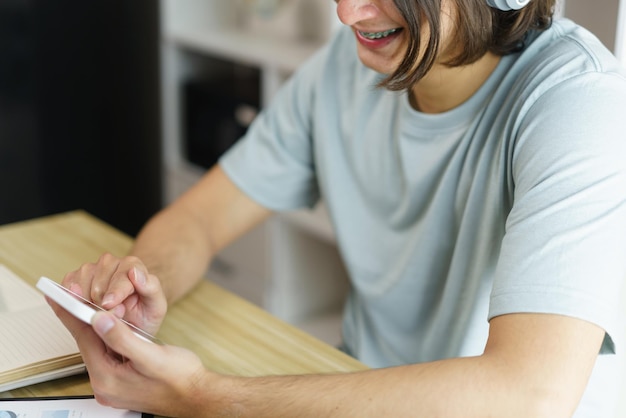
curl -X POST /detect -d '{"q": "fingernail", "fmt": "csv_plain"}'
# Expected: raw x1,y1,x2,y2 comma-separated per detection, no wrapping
102,293,115,307
93,313,115,335
134,267,146,286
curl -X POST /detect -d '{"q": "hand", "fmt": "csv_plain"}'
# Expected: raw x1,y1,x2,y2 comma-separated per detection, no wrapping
49,302,218,417
62,253,167,335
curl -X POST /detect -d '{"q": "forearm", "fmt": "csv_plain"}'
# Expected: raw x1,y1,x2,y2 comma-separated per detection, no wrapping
200,357,571,418
131,204,214,304
130,165,271,304
71,299,600,418
187,314,602,418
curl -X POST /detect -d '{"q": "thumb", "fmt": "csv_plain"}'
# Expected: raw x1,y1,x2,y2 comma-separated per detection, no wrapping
91,311,159,371
92,311,117,337
129,267,167,312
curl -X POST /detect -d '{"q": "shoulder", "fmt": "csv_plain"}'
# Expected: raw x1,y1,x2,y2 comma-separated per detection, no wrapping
522,18,625,76
508,18,626,105
493,18,626,152
485,18,626,216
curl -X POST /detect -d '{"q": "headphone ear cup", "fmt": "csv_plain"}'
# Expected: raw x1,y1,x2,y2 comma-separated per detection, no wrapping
508,0,531,9
487,0,531,10
486,0,507,9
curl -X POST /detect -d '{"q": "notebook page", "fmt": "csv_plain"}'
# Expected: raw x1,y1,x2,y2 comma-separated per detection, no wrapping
0,265,79,375
0,306,79,373
0,264,43,313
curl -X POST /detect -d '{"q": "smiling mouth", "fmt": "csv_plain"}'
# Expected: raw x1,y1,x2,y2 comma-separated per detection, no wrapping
358,28,401,40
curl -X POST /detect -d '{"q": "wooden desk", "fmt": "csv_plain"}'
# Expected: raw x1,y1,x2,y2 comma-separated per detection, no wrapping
0,211,367,399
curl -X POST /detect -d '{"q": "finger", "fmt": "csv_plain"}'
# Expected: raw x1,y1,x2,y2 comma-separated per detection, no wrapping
99,257,146,309
94,254,142,308
91,253,123,304
62,263,97,298
117,268,167,335
102,256,160,308
110,301,127,319
128,267,167,313
91,311,162,374
61,256,129,307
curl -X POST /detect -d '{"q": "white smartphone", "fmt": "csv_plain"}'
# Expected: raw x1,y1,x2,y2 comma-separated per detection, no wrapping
36,277,161,344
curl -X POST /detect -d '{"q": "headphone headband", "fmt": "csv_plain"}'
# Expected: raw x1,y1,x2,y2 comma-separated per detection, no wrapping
486,0,531,11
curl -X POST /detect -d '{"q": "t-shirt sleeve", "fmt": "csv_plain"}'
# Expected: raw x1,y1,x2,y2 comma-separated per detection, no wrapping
489,71,626,354
218,44,330,211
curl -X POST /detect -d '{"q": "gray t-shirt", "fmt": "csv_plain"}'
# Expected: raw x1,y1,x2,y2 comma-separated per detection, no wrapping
221,18,626,416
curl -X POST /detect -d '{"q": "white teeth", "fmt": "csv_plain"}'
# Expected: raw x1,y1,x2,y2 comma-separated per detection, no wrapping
359,28,399,40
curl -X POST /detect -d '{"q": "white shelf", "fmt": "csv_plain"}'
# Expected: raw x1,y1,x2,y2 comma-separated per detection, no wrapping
160,0,349,343
164,26,325,74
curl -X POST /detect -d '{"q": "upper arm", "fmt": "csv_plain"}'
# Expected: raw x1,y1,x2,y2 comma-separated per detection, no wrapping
491,72,626,355
483,74,626,416
484,313,605,417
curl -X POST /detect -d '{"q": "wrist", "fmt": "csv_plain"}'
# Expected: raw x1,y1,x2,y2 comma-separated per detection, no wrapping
184,371,246,418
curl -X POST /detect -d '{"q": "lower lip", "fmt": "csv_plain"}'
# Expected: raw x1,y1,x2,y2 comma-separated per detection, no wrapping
354,29,402,49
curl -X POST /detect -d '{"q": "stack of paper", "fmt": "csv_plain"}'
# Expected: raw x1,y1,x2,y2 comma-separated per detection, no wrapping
0,265,84,392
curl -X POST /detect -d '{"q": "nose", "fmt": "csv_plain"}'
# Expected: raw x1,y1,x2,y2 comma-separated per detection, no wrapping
335,0,381,26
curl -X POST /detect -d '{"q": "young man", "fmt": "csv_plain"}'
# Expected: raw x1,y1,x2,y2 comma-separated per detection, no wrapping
51,0,626,416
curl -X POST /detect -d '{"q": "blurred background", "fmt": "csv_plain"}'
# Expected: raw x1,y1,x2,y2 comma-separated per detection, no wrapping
0,0,161,236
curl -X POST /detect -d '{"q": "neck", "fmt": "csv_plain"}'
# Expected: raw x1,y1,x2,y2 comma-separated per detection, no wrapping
410,52,501,114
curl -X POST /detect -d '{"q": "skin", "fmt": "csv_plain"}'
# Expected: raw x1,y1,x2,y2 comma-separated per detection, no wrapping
50,1,605,417
336,0,501,113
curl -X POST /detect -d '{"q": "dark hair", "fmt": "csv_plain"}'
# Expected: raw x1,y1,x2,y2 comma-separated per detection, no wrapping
381,0,556,90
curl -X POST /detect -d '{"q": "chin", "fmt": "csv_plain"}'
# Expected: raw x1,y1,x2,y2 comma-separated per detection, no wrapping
355,46,403,76
356,52,391,74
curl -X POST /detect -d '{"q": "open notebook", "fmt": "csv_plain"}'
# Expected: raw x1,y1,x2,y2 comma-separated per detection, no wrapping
0,265,84,392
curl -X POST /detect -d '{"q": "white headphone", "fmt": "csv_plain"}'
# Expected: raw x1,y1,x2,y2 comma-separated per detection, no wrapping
486,0,531,11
